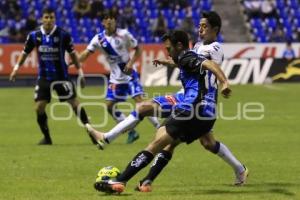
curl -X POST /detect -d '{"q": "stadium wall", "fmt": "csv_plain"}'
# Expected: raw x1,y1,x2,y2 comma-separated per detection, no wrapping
0,43,300,86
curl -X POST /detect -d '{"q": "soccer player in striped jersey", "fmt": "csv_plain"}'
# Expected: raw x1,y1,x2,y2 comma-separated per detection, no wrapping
9,7,95,145
77,10,160,144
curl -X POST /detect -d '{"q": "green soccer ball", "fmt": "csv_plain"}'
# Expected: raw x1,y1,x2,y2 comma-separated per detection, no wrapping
95,166,120,182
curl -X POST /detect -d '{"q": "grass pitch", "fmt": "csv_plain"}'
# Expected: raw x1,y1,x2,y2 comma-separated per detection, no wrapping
0,84,299,200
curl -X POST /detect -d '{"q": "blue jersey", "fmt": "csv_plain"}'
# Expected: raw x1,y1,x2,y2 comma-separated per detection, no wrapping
23,26,75,81
175,50,215,117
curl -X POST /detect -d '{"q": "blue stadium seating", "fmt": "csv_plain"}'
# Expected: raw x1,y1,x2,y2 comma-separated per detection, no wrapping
0,0,218,43
243,0,300,42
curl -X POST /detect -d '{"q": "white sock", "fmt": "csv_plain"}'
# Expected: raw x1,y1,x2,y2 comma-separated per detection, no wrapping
147,117,160,129
217,142,245,173
111,110,126,123
105,114,140,143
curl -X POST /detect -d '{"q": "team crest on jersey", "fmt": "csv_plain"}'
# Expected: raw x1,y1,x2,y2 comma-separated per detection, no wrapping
102,41,107,47
36,36,41,42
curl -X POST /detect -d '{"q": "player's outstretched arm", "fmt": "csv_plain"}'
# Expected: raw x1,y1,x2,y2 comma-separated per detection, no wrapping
69,52,85,88
9,53,28,82
152,58,177,68
202,60,231,98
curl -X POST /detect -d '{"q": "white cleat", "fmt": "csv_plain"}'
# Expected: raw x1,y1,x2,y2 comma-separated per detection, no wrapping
85,124,107,150
234,165,249,186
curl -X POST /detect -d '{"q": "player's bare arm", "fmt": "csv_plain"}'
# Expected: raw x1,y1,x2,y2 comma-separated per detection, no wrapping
123,46,142,74
9,52,28,82
69,51,86,88
152,58,177,68
202,59,231,98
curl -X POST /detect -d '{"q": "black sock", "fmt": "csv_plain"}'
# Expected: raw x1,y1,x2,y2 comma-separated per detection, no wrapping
37,113,51,140
74,107,89,124
141,150,172,183
211,141,220,154
117,150,154,182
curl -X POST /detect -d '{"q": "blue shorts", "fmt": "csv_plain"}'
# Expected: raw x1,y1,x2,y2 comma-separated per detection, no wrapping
152,92,184,118
106,79,144,102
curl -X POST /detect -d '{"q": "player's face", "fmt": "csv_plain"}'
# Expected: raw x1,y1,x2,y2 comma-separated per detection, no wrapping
42,12,56,31
164,39,180,63
199,18,217,43
103,17,116,33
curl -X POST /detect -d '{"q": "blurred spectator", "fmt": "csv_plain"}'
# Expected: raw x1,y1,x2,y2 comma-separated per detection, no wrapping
111,4,119,18
25,12,38,34
174,0,189,9
158,0,172,9
8,13,26,42
270,27,286,42
244,0,261,18
73,0,91,19
90,0,105,19
1,0,21,19
120,3,135,29
152,12,168,37
179,10,196,43
282,41,295,61
261,0,276,19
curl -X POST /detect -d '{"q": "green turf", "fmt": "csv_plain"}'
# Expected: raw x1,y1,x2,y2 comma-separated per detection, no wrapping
0,84,299,200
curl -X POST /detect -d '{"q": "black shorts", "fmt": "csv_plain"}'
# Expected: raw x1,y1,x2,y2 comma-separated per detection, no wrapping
165,109,216,144
34,78,77,102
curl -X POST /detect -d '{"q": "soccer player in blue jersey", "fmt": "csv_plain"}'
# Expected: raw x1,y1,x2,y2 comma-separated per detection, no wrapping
88,11,248,191
93,30,243,194
9,7,95,145
77,10,160,144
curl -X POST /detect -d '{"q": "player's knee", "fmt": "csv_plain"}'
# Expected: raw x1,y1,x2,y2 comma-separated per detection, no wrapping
200,138,215,152
106,102,114,113
35,104,46,114
136,103,149,117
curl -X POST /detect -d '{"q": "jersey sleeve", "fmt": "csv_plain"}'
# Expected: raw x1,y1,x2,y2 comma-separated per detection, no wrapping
209,43,224,65
23,33,35,54
63,33,75,53
178,51,207,72
124,30,138,48
87,35,101,52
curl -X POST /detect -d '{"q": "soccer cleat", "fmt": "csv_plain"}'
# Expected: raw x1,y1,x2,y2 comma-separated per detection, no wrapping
135,180,152,192
94,179,125,194
234,165,249,186
38,137,52,145
126,130,139,144
85,124,107,150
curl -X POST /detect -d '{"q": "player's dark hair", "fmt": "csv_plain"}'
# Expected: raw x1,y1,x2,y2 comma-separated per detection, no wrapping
161,30,189,49
102,9,117,20
202,11,222,34
42,7,55,15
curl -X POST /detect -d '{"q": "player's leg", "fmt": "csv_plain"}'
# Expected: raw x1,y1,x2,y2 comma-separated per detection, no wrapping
34,78,52,145
86,100,161,149
55,80,96,144
199,132,249,185
67,98,97,144
136,142,178,192
35,100,52,145
129,79,159,143
95,126,176,193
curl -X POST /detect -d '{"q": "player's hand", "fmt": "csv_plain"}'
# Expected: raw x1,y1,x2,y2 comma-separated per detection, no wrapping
220,81,231,99
153,59,175,67
9,70,17,82
67,61,74,66
123,62,134,75
152,59,164,67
